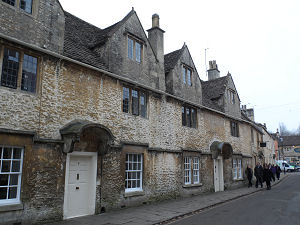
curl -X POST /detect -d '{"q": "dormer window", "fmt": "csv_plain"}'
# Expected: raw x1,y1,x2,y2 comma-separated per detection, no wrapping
228,89,235,104
2,0,33,14
128,36,142,63
182,65,192,86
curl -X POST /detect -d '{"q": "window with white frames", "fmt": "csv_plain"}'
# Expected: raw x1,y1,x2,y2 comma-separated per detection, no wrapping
125,154,143,192
233,158,242,180
184,157,200,185
233,159,237,180
193,157,200,184
184,157,191,184
0,146,23,204
237,159,242,179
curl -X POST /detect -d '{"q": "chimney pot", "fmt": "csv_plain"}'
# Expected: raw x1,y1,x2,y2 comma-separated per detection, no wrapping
207,60,220,80
152,14,160,28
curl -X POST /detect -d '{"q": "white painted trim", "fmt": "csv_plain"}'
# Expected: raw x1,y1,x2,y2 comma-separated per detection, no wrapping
63,152,97,220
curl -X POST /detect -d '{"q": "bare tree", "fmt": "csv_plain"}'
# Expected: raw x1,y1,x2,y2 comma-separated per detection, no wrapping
279,122,292,136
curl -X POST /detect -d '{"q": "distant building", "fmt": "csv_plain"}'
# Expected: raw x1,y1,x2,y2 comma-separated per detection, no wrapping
280,136,300,164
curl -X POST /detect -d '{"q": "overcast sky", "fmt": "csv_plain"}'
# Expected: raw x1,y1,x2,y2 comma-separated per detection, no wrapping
59,0,300,133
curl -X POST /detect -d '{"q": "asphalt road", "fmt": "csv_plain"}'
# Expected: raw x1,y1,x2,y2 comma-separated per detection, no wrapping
171,173,300,225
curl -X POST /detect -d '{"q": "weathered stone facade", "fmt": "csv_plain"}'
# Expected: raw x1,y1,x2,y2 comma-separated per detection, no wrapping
0,1,267,224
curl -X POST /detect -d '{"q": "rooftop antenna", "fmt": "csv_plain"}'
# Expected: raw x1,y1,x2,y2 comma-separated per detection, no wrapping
205,48,209,76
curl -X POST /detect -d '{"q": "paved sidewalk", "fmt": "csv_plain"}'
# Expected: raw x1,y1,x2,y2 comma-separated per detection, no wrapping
48,174,289,225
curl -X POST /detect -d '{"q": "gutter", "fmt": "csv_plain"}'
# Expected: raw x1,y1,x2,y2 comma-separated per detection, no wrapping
0,33,259,132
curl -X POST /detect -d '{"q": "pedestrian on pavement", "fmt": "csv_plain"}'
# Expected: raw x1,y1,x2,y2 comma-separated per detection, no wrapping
270,164,276,182
263,164,272,190
254,162,263,188
245,164,253,187
275,164,281,180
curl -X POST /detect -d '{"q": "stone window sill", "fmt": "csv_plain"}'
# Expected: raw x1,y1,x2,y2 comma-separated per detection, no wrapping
124,191,145,198
183,183,203,188
233,178,244,181
0,203,24,212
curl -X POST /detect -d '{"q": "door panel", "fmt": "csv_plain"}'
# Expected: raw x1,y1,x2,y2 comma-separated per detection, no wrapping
66,156,94,218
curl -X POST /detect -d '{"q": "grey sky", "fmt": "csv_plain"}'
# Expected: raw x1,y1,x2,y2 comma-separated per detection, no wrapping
59,0,300,133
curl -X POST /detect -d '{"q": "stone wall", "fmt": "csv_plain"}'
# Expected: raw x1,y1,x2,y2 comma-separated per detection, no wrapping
0,0,65,54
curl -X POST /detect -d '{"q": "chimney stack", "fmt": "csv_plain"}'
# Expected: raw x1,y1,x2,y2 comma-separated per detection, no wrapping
147,14,165,64
207,60,220,80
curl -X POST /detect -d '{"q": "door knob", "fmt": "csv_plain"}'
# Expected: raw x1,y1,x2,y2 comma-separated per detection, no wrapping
76,187,79,190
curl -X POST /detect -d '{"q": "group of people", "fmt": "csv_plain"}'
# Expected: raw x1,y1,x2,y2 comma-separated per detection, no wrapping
245,162,282,190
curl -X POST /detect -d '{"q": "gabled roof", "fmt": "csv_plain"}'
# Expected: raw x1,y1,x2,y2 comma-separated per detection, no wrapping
164,48,183,74
201,75,228,100
281,136,300,146
63,11,108,69
63,9,135,70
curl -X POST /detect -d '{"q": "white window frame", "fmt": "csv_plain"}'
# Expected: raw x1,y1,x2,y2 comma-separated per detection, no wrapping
184,157,191,185
0,146,24,205
184,156,200,185
125,153,143,192
237,159,242,179
193,157,200,184
233,159,237,180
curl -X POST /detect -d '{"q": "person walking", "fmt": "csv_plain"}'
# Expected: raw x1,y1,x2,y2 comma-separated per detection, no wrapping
270,164,276,182
275,164,281,180
245,164,253,187
254,162,263,188
263,164,272,190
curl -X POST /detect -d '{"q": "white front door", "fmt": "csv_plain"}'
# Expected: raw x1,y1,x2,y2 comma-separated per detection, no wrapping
64,152,97,219
214,156,224,192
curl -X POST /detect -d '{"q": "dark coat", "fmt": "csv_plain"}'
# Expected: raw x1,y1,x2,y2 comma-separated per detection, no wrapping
245,167,253,179
263,168,272,183
254,165,263,177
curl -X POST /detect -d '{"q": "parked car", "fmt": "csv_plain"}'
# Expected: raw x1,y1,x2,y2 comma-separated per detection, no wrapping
276,160,295,172
290,163,300,172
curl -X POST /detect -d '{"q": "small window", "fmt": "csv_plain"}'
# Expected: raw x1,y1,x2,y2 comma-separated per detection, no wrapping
131,89,139,116
228,90,235,104
21,54,37,92
182,65,192,86
230,121,239,137
20,0,32,14
233,158,242,180
184,157,191,185
140,92,147,118
182,67,186,84
193,157,200,184
128,36,142,63
251,128,254,143
122,87,130,113
1,48,19,89
135,42,141,63
125,153,143,192
1,47,38,93
2,0,15,6
182,106,197,128
2,0,33,14
0,146,23,204
128,38,134,60
184,156,200,185
233,159,237,179
122,86,147,118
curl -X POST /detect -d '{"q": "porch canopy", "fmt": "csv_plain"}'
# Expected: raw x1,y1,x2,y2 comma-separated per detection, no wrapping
210,141,233,159
59,119,115,154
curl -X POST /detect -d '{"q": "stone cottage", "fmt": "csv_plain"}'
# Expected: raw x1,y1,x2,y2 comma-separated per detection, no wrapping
0,0,266,224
